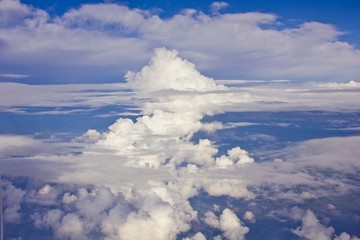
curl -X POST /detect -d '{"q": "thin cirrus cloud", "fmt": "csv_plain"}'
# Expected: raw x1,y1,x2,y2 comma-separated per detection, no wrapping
0,0,360,83
0,73,30,79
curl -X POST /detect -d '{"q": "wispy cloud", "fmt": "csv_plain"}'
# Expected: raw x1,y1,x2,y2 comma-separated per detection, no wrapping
0,73,30,79
209,1,229,13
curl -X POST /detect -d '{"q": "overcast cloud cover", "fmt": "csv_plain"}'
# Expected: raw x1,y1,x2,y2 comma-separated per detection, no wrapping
1,0,360,239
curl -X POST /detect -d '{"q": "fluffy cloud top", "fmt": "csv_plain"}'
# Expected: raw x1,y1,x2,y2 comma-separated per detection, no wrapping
220,209,249,240
92,48,254,172
35,47,254,239
292,210,335,240
292,210,359,240
126,48,225,92
3,182,25,223
203,209,249,240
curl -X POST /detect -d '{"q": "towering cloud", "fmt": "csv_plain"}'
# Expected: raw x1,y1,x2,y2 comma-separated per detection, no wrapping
126,48,226,92
94,48,253,171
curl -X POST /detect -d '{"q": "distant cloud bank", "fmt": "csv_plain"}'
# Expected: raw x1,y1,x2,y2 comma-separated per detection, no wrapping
0,0,359,82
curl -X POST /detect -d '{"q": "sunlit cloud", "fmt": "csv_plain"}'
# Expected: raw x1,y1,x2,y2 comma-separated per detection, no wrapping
0,0,359,82
1,48,359,239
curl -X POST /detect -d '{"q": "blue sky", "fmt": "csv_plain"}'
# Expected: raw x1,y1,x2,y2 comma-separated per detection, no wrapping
1,1,360,240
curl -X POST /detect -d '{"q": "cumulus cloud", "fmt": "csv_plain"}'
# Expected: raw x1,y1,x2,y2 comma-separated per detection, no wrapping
0,47,254,239
204,211,220,228
220,209,249,240
1,46,360,239
57,213,86,240
334,232,360,240
32,185,125,239
203,209,249,240
292,210,335,240
90,48,252,171
216,146,254,168
2,182,25,223
77,129,103,144
126,48,226,92
242,211,256,223
292,210,359,240
28,180,198,240
266,207,359,240
183,232,207,240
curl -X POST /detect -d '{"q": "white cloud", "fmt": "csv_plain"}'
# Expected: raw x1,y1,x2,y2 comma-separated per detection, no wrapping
0,134,82,160
0,0,360,82
76,129,103,144
2,181,25,223
0,82,132,109
56,213,86,240
0,49,257,239
283,136,360,172
292,210,335,240
220,209,249,240
0,0,29,24
183,232,207,240
334,232,360,240
1,46,360,239
202,179,255,199
203,209,250,240
293,210,335,240
204,211,220,228
0,73,30,78
317,80,360,88
60,3,146,29
242,211,256,223
125,48,226,92
215,147,254,168
0,134,40,150
2,80,360,115
210,2,229,13
33,209,63,229
278,208,360,240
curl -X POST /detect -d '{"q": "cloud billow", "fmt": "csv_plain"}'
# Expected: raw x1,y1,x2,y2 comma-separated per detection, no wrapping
0,0,359,82
1,45,360,239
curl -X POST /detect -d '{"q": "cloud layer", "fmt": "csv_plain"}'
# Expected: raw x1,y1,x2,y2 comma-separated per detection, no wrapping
1,48,360,239
0,0,360,82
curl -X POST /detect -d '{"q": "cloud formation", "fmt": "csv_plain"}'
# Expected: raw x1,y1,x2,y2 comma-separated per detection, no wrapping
1,47,360,239
292,210,335,240
0,0,360,82
3,182,25,223
292,210,359,240
0,73,30,79
126,48,225,92
209,2,229,13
